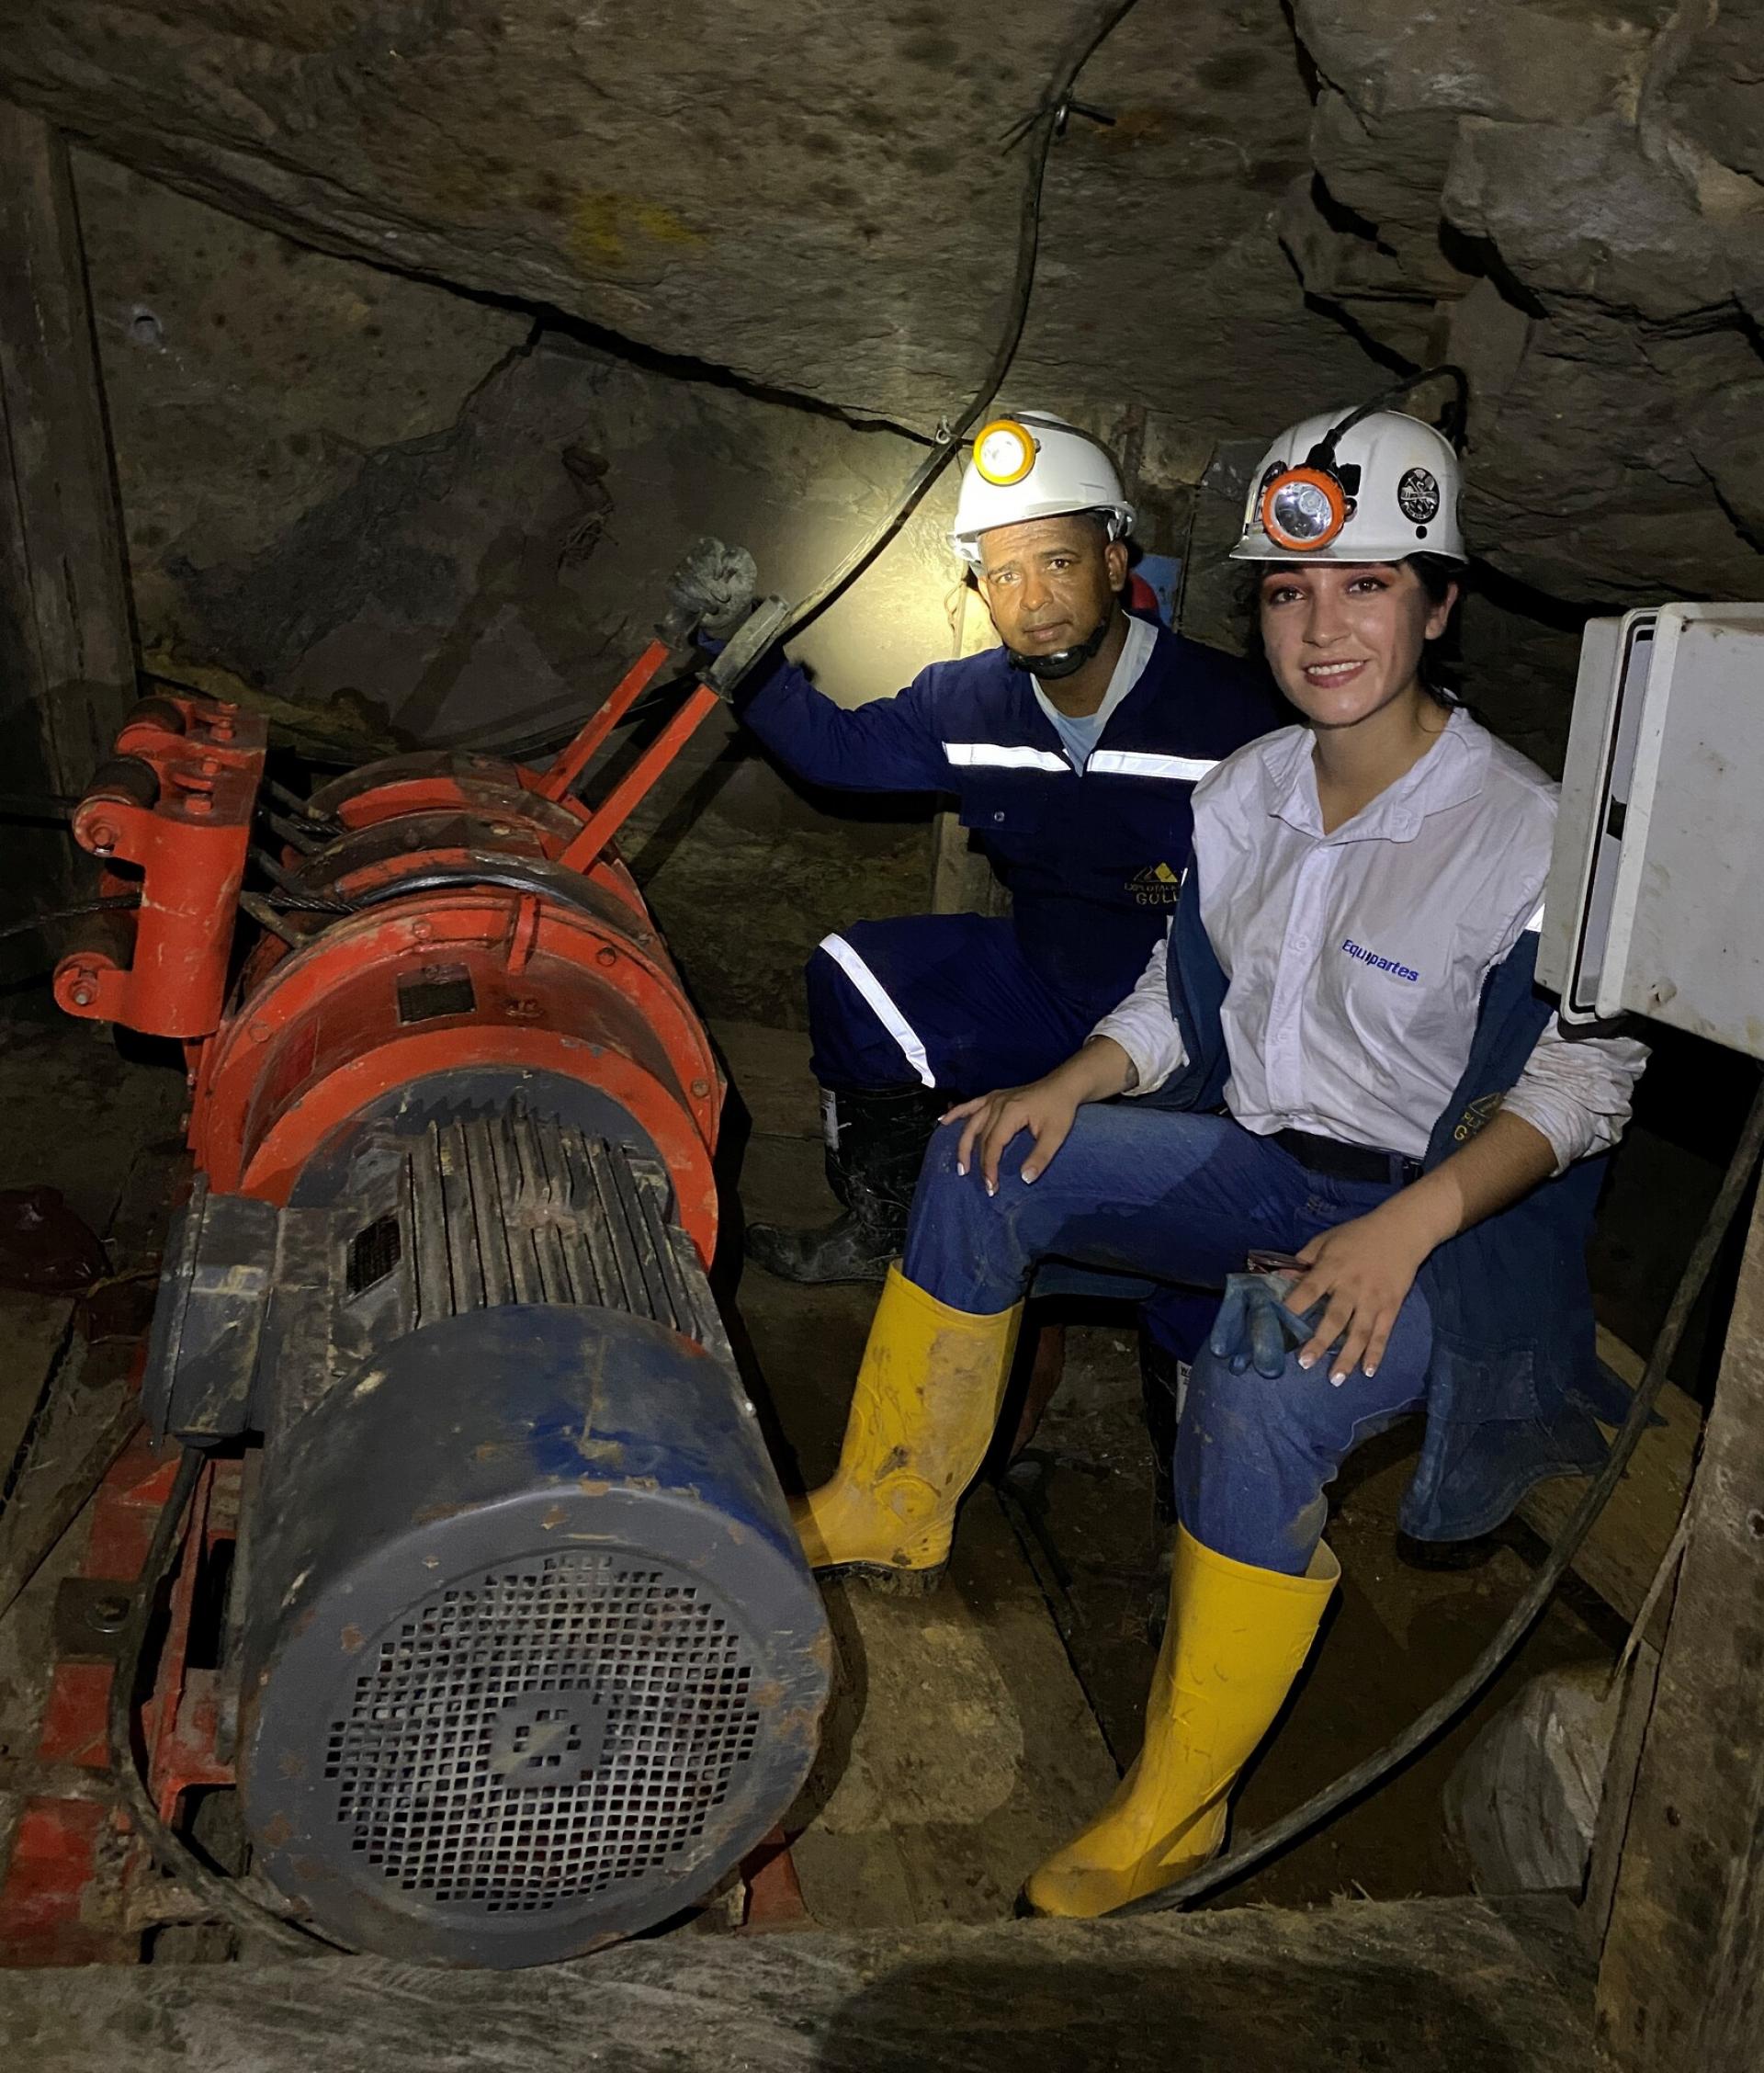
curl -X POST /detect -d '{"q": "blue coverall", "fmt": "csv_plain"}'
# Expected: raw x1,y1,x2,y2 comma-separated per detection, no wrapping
740,624,1281,1096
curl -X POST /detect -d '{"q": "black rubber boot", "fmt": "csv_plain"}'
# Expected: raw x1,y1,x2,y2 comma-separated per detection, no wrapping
746,1084,945,1286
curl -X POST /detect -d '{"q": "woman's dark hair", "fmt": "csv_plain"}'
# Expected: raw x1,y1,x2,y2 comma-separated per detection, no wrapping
1238,553,1468,707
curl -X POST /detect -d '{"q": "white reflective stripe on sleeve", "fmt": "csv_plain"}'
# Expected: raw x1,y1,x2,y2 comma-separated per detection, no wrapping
1523,901,1546,934
942,742,1070,773
817,933,936,1088
1085,750,1218,781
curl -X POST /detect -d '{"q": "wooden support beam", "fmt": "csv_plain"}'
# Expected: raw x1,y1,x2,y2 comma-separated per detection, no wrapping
1517,1328,1701,1627
1596,1179,1764,2069
930,583,1010,918
0,102,136,800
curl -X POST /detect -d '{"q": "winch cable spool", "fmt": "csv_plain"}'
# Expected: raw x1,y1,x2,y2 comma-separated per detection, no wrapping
1111,1070,1764,1918
442,0,1147,761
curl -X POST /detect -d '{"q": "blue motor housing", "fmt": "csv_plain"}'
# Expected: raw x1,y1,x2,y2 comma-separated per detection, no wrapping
147,1097,830,1966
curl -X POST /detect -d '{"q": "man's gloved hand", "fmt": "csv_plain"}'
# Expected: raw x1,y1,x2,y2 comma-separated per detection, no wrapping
662,537,758,642
1208,1271,1317,1379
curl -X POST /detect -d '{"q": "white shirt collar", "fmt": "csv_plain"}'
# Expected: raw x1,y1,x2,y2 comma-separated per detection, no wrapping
1263,705,1488,844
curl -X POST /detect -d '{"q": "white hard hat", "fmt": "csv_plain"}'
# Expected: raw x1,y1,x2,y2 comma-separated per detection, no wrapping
1231,405,1465,565
950,413,1135,566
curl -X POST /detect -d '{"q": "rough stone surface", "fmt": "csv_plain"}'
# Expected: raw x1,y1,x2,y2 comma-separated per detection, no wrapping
74,151,532,632
14,0,1759,811
1283,0,1764,604
5,0,1374,448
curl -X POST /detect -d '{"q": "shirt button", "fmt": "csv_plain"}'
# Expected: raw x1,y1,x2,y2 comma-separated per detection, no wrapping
993,811,1005,822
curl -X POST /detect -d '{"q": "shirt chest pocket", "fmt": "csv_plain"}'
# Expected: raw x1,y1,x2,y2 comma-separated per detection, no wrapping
956,767,1064,838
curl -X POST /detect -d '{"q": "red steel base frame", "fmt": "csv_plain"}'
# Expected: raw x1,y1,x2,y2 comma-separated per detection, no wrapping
1,1422,809,1965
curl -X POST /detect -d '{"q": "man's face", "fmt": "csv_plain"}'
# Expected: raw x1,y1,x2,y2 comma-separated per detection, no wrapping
976,514,1127,660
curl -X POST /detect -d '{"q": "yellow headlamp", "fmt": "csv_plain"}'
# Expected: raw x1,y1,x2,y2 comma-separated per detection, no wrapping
972,418,1036,487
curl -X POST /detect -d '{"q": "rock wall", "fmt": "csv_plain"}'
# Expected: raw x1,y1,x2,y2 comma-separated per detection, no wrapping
8,1,1760,1014
13,1,1752,782
1282,0,1764,606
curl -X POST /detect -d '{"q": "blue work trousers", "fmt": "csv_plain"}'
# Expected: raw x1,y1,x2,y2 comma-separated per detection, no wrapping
805,914,1106,1096
899,1107,1434,1574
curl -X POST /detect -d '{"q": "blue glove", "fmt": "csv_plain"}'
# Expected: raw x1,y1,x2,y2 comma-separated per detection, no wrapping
1208,1272,1317,1379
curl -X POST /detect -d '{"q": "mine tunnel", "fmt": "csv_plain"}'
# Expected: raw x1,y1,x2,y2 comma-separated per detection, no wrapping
0,4,1762,2068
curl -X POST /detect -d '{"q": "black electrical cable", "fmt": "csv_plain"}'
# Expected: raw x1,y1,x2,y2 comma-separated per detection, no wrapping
1114,1070,1764,1917
1310,364,1470,470
441,0,1146,759
107,1448,349,1954
0,892,141,944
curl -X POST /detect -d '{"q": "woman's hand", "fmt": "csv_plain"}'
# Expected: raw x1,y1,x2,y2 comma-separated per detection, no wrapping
1285,1197,1448,1384
941,1037,1136,1195
943,1079,1080,1195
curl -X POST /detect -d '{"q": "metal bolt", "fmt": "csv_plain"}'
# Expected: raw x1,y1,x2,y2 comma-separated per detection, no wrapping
86,821,118,852
187,795,212,816
595,946,616,967
68,980,96,1008
412,920,433,940
200,756,219,776
86,1593,130,1635
690,1079,710,1099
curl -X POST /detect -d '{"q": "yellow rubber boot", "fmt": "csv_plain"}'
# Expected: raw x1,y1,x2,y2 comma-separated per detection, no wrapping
790,1266,1022,1589
1023,1524,1339,1916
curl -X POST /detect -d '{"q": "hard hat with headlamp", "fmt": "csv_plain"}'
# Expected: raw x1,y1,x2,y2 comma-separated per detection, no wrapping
950,413,1136,567
1231,366,1468,566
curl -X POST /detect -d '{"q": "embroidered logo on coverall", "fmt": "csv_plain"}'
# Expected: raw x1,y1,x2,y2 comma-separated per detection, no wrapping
1129,862,1182,907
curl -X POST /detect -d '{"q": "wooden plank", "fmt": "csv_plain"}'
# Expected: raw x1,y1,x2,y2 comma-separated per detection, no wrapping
0,103,136,794
1514,1327,1702,1626
0,105,137,980
0,1896,1595,2072
1596,1182,1764,2070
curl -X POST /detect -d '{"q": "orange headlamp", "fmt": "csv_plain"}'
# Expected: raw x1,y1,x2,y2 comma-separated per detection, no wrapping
1258,463,1350,553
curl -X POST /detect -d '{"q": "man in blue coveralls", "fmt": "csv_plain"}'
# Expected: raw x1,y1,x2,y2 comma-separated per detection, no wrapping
740,411,1281,1305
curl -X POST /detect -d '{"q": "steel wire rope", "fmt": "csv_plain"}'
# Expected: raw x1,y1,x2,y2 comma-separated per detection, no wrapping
0,893,142,943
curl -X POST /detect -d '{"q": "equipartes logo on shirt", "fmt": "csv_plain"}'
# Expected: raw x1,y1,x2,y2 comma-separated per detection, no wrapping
1341,937,1419,983
1129,862,1182,906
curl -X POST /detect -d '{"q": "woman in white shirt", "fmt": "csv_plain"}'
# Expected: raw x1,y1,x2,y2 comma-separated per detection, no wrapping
783,388,1648,1919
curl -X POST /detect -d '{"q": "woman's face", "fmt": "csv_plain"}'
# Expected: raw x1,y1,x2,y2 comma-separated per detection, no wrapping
1257,561,1456,731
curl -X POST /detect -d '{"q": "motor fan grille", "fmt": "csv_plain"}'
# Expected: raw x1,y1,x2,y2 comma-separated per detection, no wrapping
322,1549,763,1916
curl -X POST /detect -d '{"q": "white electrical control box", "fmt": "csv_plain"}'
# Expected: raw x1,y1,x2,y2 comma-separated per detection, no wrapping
1539,603,1764,1059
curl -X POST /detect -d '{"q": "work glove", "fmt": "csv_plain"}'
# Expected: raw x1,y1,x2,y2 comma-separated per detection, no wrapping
662,537,758,642
1208,1269,1317,1379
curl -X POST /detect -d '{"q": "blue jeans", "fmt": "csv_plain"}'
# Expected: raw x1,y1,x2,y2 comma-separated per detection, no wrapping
899,1107,1433,1574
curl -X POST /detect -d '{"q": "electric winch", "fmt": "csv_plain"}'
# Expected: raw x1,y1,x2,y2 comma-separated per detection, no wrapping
38,593,830,1967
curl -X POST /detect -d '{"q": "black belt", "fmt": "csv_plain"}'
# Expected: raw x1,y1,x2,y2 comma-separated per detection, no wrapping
1272,1127,1421,1188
